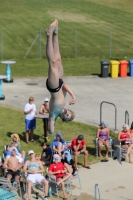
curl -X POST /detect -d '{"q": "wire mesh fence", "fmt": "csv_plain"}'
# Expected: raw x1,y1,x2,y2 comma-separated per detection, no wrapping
0,26,133,60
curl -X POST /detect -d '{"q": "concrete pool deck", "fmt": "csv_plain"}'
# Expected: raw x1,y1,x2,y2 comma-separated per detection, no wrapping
1,75,133,200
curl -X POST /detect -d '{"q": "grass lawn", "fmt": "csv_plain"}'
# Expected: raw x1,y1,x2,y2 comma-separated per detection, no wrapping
0,105,117,166
0,0,133,76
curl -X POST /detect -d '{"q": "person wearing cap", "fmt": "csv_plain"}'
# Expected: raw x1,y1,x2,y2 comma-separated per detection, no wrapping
118,124,133,163
48,154,71,200
52,131,66,156
24,97,38,143
96,121,110,159
39,98,49,139
3,147,23,181
23,150,49,200
71,135,90,169
45,20,76,134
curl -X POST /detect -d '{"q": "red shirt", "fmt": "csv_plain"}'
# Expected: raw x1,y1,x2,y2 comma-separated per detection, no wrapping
71,138,86,150
49,162,66,179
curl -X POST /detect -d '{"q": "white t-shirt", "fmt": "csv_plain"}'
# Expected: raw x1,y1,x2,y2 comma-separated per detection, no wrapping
24,103,36,120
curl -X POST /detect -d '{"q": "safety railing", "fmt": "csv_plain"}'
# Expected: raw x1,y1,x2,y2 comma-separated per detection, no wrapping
125,110,129,125
100,101,117,131
94,184,101,200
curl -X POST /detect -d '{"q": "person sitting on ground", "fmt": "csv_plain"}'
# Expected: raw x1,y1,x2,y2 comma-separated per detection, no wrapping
52,131,66,156
38,142,52,166
23,150,49,200
11,133,21,151
45,19,76,134
96,121,110,159
3,147,23,181
118,124,133,163
71,134,90,169
48,154,71,200
39,98,49,139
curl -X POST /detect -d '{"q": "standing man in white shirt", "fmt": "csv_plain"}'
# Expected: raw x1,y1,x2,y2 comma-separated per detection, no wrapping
24,97,37,143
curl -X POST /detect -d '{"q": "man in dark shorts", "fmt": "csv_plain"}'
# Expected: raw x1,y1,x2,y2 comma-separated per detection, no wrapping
3,147,23,181
71,135,91,169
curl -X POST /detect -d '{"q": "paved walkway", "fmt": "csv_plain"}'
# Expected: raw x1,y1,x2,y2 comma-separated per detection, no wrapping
1,76,133,200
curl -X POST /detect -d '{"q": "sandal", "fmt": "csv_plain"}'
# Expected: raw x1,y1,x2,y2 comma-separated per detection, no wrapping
82,165,91,169
63,198,67,200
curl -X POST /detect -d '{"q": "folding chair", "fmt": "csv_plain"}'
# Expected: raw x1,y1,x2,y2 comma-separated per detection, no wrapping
22,173,45,199
48,174,72,198
95,137,113,157
70,170,81,190
0,177,22,199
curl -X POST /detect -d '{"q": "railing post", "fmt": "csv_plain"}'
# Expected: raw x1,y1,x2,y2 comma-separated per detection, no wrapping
94,184,101,200
100,101,117,130
125,110,129,125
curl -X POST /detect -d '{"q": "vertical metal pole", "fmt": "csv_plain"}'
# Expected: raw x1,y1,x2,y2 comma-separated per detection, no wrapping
0,79,2,97
74,29,78,58
2,29,4,60
38,28,41,59
110,28,112,58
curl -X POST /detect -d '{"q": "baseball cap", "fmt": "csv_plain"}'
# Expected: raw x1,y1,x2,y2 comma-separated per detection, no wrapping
44,98,49,102
10,147,18,152
123,124,129,130
77,134,84,140
28,150,34,155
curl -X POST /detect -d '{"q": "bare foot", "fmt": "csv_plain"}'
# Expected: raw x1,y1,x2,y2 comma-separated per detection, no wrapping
99,154,102,158
54,19,58,35
45,19,57,36
105,154,108,159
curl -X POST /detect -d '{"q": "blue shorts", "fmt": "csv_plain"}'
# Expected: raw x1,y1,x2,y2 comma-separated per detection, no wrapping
25,119,36,131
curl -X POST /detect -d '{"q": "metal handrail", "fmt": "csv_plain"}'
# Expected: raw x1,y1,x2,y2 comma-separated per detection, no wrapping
94,184,101,200
100,101,117,130
125,110,129,125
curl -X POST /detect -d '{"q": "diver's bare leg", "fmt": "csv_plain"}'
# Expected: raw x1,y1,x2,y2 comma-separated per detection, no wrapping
52,19,64,79
45,20,59,88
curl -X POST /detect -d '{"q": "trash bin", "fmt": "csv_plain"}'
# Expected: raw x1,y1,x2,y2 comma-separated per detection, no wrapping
119,60,128,77
129,60,133,77
110,60,120,78
100,61,109,78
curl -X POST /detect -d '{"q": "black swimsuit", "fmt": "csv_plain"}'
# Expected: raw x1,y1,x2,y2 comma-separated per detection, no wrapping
46,79,64,93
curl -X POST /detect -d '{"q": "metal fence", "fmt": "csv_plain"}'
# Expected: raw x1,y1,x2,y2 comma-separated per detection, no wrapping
1,27,133,60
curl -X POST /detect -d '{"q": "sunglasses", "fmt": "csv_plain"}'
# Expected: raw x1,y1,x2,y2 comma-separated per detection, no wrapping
29,153,33,156
54,158,59,160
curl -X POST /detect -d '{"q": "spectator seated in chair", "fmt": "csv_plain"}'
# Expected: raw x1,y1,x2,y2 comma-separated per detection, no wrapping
10,133,21,152
3,147,23,182
38,142,52,166
71,135,91,169
118,124,133,163
48,154,71,200
4,143,26,164
23,150,49,200
96,121,110,159
61,150,76,175
52,131,66,156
